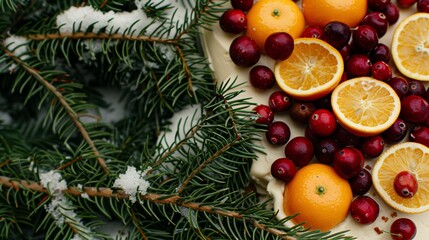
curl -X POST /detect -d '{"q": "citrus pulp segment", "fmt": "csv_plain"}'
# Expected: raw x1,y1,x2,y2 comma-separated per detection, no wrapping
391,13,429,81
331,77,401,137
274,38,344,101
372,142,429,213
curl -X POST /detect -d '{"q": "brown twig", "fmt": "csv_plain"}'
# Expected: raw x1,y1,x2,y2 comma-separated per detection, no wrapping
130,208,148,240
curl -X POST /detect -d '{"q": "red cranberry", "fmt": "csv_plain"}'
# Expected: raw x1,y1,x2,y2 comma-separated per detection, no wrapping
418,0,429,12
345,54,372,77
397,0,417,8
229,36,260,67
269,91,292,112
323,21,352,50
339,44,351,61
349,196,380,224
266,121,291,145
284,136,314,167
230,0,253,12
362,12,389,38
333,147,364,179
333,125,361,147
371,61,392,81
390,218,417,240
358,135,385,158
394,171,418,198
249,65,275,90
383,2,400,25
219,9,247,34
388,76,410,98
368,0,391,11
352,25,379,53
370,43,391,63
382,118,408,143
401,95,429,124
410,125,429,147
289,102,316,123
304,125,321,144
270,158,297,183
314,138,340,164
308,109,337,137
349,168,373,195
315,93,333,110
264,32,294,61
408,79,426,97
301,25,324,39
253,104,274,125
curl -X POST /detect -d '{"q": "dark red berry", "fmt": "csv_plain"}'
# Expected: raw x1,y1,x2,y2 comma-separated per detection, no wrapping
408,79,426,97
333,125,361,147
229,35,261,67
339,44,351,61
270,158,297,183
352,25,379,52
361,12,389,38
388,76,409,98
230,0,253,12
289,101,316,123
264,32,294,61
410,125,429,147
382,118,408,143
333,147,364,179
358,135,385,158
284,136,314,167
394,171,418,198
323,21,352,50
401,95,429,124
345,54,372,77
266,121,291,145
383,3,400,25
349,196,380,224
390,218,417,240
269,91,292,112
219,9,247,34
253,104,274,125
249,65,275,90
368,0,391,11
349,168,373,195
301,25,324,39
304,125,321,144
397,0,417,8
370,43,391,63
314,138,340,164
418,0,429,12
308,109,337,137
371,61,392,81
315,93,333,110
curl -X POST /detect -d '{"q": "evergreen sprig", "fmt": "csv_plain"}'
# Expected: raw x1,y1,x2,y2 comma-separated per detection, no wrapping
0,0,356,239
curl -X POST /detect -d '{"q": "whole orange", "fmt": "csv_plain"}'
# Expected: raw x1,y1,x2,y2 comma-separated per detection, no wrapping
283,163,353,231
246,0,305,49
302,0,367,27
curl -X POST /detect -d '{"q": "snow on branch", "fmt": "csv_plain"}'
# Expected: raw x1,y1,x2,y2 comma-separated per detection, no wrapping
113,166,151,203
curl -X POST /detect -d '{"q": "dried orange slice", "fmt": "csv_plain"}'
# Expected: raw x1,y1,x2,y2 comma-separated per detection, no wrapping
274,38,343,101
372,142,429,213
391,13,429,81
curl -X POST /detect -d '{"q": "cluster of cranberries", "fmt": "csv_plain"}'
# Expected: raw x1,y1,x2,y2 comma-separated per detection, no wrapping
220,0,424,239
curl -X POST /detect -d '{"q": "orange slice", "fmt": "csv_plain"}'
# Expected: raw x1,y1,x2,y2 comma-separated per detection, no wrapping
274,38,343,101
391,13,429,81
372,142,429,213
331,77,401,137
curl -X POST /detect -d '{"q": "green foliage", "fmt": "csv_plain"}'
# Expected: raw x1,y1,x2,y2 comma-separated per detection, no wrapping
0,0,356,239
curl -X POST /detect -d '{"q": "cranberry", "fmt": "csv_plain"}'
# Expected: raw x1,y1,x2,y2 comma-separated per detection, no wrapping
308,109,337,137
401,95,429,124
266,121,291,145
323,21,352,50
253,104,274,125
397,0,417,8
408,79,426,97
410,125,429,147
264,32,294,61
361,12,389,38
219,9,247,34
333,125,361,147
352,25,379,53
339,44,351,61
368,0,391,11
382,118,408,143
370,43,391,63
301,25,324,39
289,101,316,123
418,0,429,12
349,169,373,195
270,158,297,183
315,93,333,110
345,54,372,77
269,91,292,112
383,3,400,25
333,147,364,179
358,135,385,158
349,196,380,224
371,61,392,81
230,0,253,12
394,171,418,198
229,35,260,67
304,125,321,144
390,218,417,240
284,136,314,167
249,65,275,90
315,138,340,164
388,76,410,98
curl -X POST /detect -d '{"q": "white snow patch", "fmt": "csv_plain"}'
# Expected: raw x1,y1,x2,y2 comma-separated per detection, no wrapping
2,35,30,72
113,166,151,203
